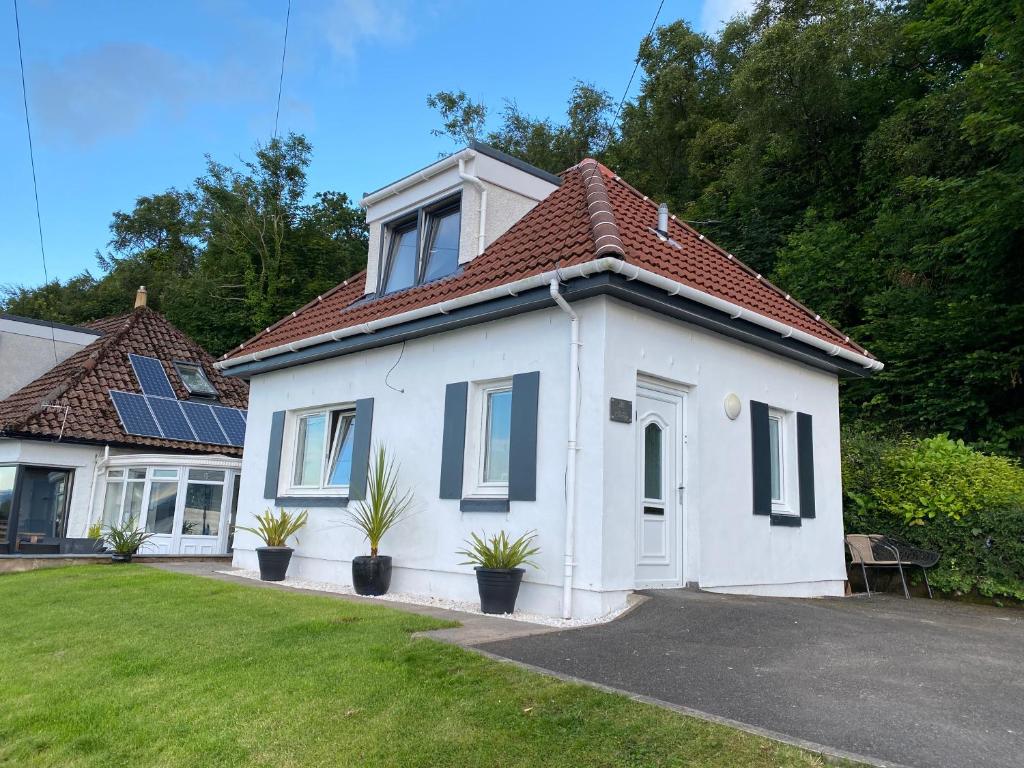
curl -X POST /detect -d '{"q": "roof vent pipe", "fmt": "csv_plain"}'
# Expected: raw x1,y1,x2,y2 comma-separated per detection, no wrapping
657,203,669,235
134,286,148,308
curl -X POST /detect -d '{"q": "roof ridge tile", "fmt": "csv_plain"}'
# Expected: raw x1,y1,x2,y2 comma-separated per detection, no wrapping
578,159,625,258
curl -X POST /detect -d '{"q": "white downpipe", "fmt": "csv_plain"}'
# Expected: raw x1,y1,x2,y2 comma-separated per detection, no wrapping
458,155,487,255
549,279,580,619
217,257,883,372
85,445,111,526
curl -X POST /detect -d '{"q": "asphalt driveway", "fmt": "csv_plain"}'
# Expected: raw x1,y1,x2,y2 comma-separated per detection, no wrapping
479,590,1024,768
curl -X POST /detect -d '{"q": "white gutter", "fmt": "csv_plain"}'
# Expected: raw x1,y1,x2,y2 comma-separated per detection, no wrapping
549,279,580,619
361,150,470,209
216,257,883,372
458,155,488,256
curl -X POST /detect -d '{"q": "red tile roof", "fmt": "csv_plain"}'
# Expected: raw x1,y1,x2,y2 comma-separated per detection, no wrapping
0,307,248,454
223,160,870,363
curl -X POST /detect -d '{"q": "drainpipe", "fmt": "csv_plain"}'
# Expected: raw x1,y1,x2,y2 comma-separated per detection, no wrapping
549,279,580,619
85,445,110,528
458,156,487,256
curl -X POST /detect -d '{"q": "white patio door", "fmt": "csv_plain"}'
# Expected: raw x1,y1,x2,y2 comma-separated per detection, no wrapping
635,384,686,587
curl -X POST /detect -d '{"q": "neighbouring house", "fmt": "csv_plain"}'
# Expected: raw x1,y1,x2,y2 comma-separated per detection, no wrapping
217,143,882,619
0,290,248,555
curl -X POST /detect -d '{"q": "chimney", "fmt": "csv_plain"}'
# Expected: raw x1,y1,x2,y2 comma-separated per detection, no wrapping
657,202,669,235
134,286,148,309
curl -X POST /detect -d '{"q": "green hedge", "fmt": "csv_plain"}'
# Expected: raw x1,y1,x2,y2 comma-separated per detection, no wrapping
843,432,1024,602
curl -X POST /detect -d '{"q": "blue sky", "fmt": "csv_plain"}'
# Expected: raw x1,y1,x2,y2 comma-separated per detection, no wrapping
2,0,750,290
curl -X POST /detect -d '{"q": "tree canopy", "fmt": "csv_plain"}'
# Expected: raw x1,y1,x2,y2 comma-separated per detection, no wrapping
429,0,1024,455
2,134,367,356
4,0,1020,456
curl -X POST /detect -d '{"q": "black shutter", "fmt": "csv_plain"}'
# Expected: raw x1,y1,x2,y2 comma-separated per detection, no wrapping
264,410,286,500
439,382,469,499
508,371,540,501
797,412,815,519
750,400,771,516
348,398,375,500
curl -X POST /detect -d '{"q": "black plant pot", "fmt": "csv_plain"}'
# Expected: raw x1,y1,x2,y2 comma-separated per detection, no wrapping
475,567,525,614
110,552,133,563
256,546,293,581
352,555,392,596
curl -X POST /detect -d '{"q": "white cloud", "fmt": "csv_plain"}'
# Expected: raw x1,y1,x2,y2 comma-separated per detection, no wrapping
29,43,252,147
321,0,411,59
699,0,756,33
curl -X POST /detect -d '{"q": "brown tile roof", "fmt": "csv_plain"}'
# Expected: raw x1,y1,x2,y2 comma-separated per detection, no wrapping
0,307,247,454
223,160,870,363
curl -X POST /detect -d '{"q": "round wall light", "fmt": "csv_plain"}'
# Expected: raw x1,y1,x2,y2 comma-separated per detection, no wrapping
724,393,742,420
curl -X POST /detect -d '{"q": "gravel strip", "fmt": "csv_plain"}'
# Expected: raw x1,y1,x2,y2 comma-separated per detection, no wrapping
217,569,630,628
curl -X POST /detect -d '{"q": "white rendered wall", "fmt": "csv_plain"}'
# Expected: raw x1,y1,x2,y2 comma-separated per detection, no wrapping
599,298,847,597
233,300,629,618
0,319,98,400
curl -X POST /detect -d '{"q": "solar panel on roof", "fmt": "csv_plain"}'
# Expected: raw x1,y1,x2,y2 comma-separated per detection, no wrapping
210,405,247,447
129,354,176,398
180,401,229,445
110,391,162,438
147,396,196,442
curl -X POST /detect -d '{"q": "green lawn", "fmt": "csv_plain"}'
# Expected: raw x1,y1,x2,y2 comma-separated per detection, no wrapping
0,566,847,767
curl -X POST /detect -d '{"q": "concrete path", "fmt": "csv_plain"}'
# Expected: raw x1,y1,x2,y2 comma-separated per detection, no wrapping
147,561,560,646
478,589,1024,768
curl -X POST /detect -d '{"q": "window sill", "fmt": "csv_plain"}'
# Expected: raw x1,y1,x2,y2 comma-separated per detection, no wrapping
274,495,348,508
460,497,510,513
769,512,801,527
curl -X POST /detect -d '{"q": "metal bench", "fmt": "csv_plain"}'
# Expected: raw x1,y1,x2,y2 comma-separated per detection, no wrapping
845,533,940,598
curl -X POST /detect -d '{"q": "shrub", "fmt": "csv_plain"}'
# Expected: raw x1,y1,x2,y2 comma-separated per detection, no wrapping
458,531,540,570
843,432,1024,602
235,508,308,548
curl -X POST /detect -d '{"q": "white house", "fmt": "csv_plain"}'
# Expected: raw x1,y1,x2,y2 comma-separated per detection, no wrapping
0,291,248,556
217,143,882,619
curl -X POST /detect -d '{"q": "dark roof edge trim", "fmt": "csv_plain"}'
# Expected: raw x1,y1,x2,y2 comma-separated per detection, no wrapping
221,273,875,380
0,314,103,336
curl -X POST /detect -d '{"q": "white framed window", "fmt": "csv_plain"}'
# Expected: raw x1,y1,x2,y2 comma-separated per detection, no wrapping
768,408,798,514
284,406,356,496
464,379,513,498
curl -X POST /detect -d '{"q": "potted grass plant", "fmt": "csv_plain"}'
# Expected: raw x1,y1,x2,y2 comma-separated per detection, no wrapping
104,517,155,563
458,530,539,614
344,445,412,596
235,508,308,581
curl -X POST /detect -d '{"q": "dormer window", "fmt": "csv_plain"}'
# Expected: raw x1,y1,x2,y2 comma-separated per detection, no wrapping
173,361,218,398
380,195,462,294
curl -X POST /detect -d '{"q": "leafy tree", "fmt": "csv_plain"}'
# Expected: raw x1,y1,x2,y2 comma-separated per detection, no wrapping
428,0,1024,455
2,134,367,356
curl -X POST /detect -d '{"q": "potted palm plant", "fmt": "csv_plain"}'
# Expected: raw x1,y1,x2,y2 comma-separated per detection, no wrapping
344,445,412,596
104,517,155,563
458,530,539,614
235,508,308,581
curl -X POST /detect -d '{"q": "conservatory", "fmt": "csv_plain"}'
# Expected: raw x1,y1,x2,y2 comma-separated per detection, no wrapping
98,454,242,555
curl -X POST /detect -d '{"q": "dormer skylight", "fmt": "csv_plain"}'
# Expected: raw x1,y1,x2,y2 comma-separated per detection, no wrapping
173,361,219,398
380,195,462,294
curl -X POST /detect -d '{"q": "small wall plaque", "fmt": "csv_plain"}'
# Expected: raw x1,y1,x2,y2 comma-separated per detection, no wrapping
609,397,633,423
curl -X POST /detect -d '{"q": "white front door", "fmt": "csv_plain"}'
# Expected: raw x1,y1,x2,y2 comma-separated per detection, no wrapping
635,384,685,587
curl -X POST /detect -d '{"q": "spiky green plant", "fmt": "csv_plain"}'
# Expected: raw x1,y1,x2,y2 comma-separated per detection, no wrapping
86,519,103,539
104,517,155,556
235,508,308,547
458,530,540,570
344,445,412,556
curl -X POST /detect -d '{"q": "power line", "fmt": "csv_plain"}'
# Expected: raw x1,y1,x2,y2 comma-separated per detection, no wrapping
273,0,292,138
13,0,60,370
613,0,666,125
